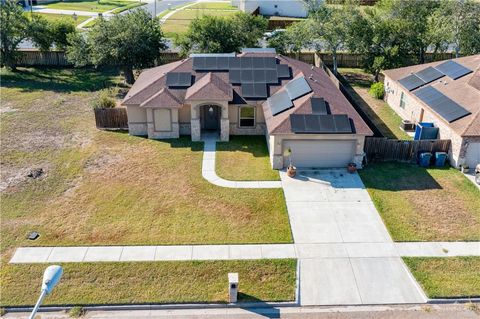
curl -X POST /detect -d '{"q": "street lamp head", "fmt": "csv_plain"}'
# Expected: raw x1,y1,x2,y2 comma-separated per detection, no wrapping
41,265,63,294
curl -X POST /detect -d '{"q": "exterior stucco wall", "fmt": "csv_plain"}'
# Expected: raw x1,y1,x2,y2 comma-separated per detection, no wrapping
145,108,179,139
268,133,367,169
384,75,465,167
228,104,267,135
189,100,229,141
126,105,148,136
236,0,307,17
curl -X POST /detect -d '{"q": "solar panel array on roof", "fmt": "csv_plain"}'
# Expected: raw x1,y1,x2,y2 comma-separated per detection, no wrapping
166,72,192,87
290,114,353,134
276,64,291,78
311,97,329,114
241,83,267,98
285,76,312,100
192,56,278,71
268,91,293,115
398,74,425,91
414,86,471,123
415,66,444,84
434,60,473,80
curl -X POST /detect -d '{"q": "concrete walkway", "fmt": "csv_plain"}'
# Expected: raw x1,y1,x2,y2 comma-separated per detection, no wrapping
10,242,480,264
201,134,282,188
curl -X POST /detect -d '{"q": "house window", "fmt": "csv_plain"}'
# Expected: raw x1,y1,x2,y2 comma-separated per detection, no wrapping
400,92,407,109
153,109,172,131
239,106,255,127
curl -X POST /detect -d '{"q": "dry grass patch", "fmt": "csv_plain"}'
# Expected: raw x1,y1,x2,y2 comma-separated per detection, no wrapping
359,162,480,241
1,259,297,306
216,136,280,181
404,257,480,298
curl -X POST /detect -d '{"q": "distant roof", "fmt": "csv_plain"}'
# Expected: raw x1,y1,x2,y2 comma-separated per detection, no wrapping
123,51,372,136
383,55,480,137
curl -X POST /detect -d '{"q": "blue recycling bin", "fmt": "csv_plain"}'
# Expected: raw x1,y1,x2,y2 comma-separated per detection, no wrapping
435,152,447,167
419,152,432,167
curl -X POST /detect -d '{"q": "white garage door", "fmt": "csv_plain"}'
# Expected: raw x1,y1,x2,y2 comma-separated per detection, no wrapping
283,140,356,168
465,142,480,168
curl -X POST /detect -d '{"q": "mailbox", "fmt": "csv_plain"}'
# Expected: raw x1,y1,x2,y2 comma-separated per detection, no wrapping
228,272,239,303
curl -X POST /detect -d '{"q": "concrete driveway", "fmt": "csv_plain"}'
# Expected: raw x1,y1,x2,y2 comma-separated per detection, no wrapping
281,169,427,306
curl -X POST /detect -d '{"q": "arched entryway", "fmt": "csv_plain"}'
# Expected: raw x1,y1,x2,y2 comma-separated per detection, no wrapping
200,104,220,132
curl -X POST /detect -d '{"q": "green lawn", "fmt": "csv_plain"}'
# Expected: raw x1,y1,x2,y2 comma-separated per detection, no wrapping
1,259,297,306
338,68,411,140
161,4,239,37
27,12,90,26
216,136,280,181
404,257,480,298
188,2,238,10
359,162,480,241
42,0,140,13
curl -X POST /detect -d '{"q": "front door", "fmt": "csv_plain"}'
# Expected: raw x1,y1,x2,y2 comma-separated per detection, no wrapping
202,105,219,130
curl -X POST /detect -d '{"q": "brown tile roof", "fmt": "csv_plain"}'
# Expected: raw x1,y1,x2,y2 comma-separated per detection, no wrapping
140,88,182,108
185,72,233,101
122,53,372,136
383,55,480,137
468,68,480,91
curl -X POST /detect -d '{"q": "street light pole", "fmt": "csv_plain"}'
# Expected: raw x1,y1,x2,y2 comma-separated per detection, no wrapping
154,0,157,17
28,265,63,319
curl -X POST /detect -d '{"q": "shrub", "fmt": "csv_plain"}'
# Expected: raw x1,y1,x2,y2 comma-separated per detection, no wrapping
92,88,117,109
369,82,385,99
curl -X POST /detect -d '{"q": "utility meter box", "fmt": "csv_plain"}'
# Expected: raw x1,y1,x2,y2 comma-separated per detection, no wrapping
228,273,239,303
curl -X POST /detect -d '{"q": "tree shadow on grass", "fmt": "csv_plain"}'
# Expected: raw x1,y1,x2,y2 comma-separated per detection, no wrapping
359,162,443,191
1,67,122,93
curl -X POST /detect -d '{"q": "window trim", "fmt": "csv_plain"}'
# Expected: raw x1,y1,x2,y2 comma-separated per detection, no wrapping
399,91,406,109
238,106,256,128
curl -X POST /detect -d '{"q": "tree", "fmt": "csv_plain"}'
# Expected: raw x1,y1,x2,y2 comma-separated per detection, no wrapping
268,20,312,57
51,18,76,51
354,7,413,81
0,0,28,70
67,9,166,84
376,0,440,64
28,14,54,52
175,12,267,55
429,0,480,58
306,3,363,74
232,12,268,48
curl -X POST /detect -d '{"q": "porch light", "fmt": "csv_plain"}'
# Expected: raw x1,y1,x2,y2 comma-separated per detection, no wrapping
208,106,214,114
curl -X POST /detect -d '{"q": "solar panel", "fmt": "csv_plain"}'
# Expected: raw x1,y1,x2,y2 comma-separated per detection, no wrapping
311,97,328,114
192,57,205,70
240,57,253,69
269,91,293,116
252,57,264,69
398,74,425,91
166,72,192,87
285,76,312,100
229,69,241,83
289,114,353,133
414,86,471,122
252,70,266,83
264,57,277,70
241,83,267,98
414,67,444,84
241,70,254,83
434,60,473,80
228,57,241,69
205,57,218,70
217,57,229,70
265,69,278,84
276,64,291,78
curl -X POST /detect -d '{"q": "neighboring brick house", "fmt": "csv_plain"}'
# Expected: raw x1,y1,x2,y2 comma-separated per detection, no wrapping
122,49,373,169
383,55,480,168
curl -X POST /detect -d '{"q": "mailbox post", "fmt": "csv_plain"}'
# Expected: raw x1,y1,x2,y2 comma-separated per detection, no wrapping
228,273,238,303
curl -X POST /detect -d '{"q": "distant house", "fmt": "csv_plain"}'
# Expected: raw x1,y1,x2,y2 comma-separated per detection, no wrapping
383,55,480,168
122,49,372,169
231,0,308,18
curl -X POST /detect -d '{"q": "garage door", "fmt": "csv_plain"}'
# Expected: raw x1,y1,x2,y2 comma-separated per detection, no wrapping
465,142,480,168
283,140,355,168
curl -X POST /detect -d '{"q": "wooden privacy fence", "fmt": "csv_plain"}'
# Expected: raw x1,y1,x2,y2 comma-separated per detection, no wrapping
364,138,451,163
94,108,128,130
